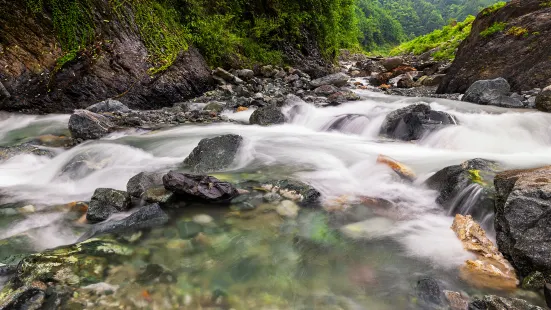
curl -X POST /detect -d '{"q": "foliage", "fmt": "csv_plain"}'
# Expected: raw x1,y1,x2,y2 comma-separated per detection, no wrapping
506,26,528,37
389,15,475,60
480,22,507,37
481,1,506,15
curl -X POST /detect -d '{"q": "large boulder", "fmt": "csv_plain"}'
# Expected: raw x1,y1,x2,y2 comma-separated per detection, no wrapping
380,104,457,141
163,171,239,203
425,159,500,224
86,188,131,222
183,134,243,173
310,73,349,88
78,204,169,241
381,57,404,71
535,86,551,112
126,172,165,198
494,166,551,281
86,99,131,113
68,110,116,141
461,78,523,108
249,105,285,126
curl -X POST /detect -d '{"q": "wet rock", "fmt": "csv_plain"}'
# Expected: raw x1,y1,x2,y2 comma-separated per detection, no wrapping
283,93,306,106
314,85,339,96
163,171,239,203
68,110,116,140
276,200,300,218
213,67,242,84
535,86,551,112
143,187,174,205
178,221,203,239
425,158,500,223
203,101,225,112
451,214,518,290
462,78,523,108
380,104,457,141
86,99,131,113
192,214,213,225
381,57,404,71
249,105,285,126
397,75,414,88
0,143,54,161
296,211,339,246
545,283,551,308
494,166,551,279
416,277,443,306
79,204,169,241
183,134,243,173
340,217,394,240
59,151,108,180
468,295,543,310
326,91,360,105
444,291,469,310
272,179,321,207
137,264,176,284
86,188,131,223
310,73,349,88
422,74,446,87
0,281,47,309
522,271,545,290
126,172,165,198
376,155,416,182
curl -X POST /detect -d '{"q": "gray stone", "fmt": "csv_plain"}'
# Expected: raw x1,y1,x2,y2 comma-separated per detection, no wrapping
381,57,404,71
163,171,239,203
126,172,165,198
0,81,10,99
236,69,254,80
416,278,443,306
68,110,115,140
310,73,350,88
79,204,169,241
314,85,339,96
261,65,276,78
468,295,543,310
536,85,551,112
462,78,521,107
183,134,243,173
276,200,300,218
249,105,285,126
86,99,131,113
421,74,446,87
86,188,131,222
380,104,457,141
203,102,225,112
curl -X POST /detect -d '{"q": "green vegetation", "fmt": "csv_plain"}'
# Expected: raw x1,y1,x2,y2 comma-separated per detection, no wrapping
540,1,551,8
507,26,529,37
480,22,507,37
482,1,506,15
389,15,475,60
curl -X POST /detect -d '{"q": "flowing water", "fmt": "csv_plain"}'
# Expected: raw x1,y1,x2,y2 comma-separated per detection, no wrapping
1,93,550,308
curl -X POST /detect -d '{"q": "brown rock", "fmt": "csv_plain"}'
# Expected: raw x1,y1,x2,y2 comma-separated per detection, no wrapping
444,291,469,310
376,155,416,182
451,214,518,290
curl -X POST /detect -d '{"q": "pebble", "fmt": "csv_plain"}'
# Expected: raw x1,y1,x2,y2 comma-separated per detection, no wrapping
276,200,300,218
192,214,213,225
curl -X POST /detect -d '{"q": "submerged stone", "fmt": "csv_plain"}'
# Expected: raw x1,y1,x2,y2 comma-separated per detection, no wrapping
416,277,443,307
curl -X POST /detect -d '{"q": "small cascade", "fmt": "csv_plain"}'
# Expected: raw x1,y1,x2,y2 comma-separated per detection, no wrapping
321,114,371,134
447,183,495,232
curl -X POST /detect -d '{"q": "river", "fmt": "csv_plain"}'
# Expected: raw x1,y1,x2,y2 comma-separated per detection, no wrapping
0,91,549,308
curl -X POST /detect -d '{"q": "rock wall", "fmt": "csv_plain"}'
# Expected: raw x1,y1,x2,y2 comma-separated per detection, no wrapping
437,0,551,94
0,0,213,114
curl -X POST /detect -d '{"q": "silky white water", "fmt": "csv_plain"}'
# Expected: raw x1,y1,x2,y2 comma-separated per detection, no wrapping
1,93,551,304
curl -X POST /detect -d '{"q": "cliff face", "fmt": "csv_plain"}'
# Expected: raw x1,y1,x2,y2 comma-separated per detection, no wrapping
0,0,213,114
437,0,551,94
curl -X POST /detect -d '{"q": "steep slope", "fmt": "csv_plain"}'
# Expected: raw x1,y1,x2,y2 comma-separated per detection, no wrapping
0,0,213,114
437,0,551,94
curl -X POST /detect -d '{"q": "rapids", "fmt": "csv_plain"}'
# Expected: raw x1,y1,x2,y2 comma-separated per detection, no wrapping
1,92,550,307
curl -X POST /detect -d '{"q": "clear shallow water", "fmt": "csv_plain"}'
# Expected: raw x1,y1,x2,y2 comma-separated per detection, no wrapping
0,93,550,308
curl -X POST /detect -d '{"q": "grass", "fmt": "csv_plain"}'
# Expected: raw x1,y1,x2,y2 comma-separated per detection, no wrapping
481,1,507,16
389,15,475,60
480,22,507,38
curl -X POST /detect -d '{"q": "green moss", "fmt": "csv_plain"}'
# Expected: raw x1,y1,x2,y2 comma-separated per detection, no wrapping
480,22,507,38
481,2,507,16
468,169,487,186
507,26,529,37
540,1,551,8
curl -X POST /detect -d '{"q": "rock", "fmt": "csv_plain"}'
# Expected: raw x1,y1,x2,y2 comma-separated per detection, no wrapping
249,105,285,126
380,104,457,141
535,86,551,112
469,295,544,310
79,204,169,241
0,143,55,161
192,214,213,225
271,179,321,207
310,73,349,88
213,67,241,84
82,282,119,295
137,264,176,284
126,172,165,198
86,188,131,222
59,151,108,180
177,221,203,239
459,78,523,108
522,271,546,290
283,94,305,106
437,0,551,95
163,171,239,203
376,155,416,182
296,211,339,246
68,110,116,140
314,85,339,96
276,200,300,218
203,101,225,112
183,134,243,173
494,166,551,279
143,187,174,205
340,217,394,240
381,57,404,71
421,74,446,87
0,81,10,100
235,69,254,80
0,281,47,309
416,278,443,306
451,214,518,290
545,283,551,308
86,99,131,113
444,291,469,310
326,91,360,105
397,76,414,88
425,159,500,223
261,65,276,77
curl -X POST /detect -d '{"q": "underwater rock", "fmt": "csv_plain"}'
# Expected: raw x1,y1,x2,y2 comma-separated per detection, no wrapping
416,277,443,307
451,214,518,290
163,171,239,203
276,200,300,218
